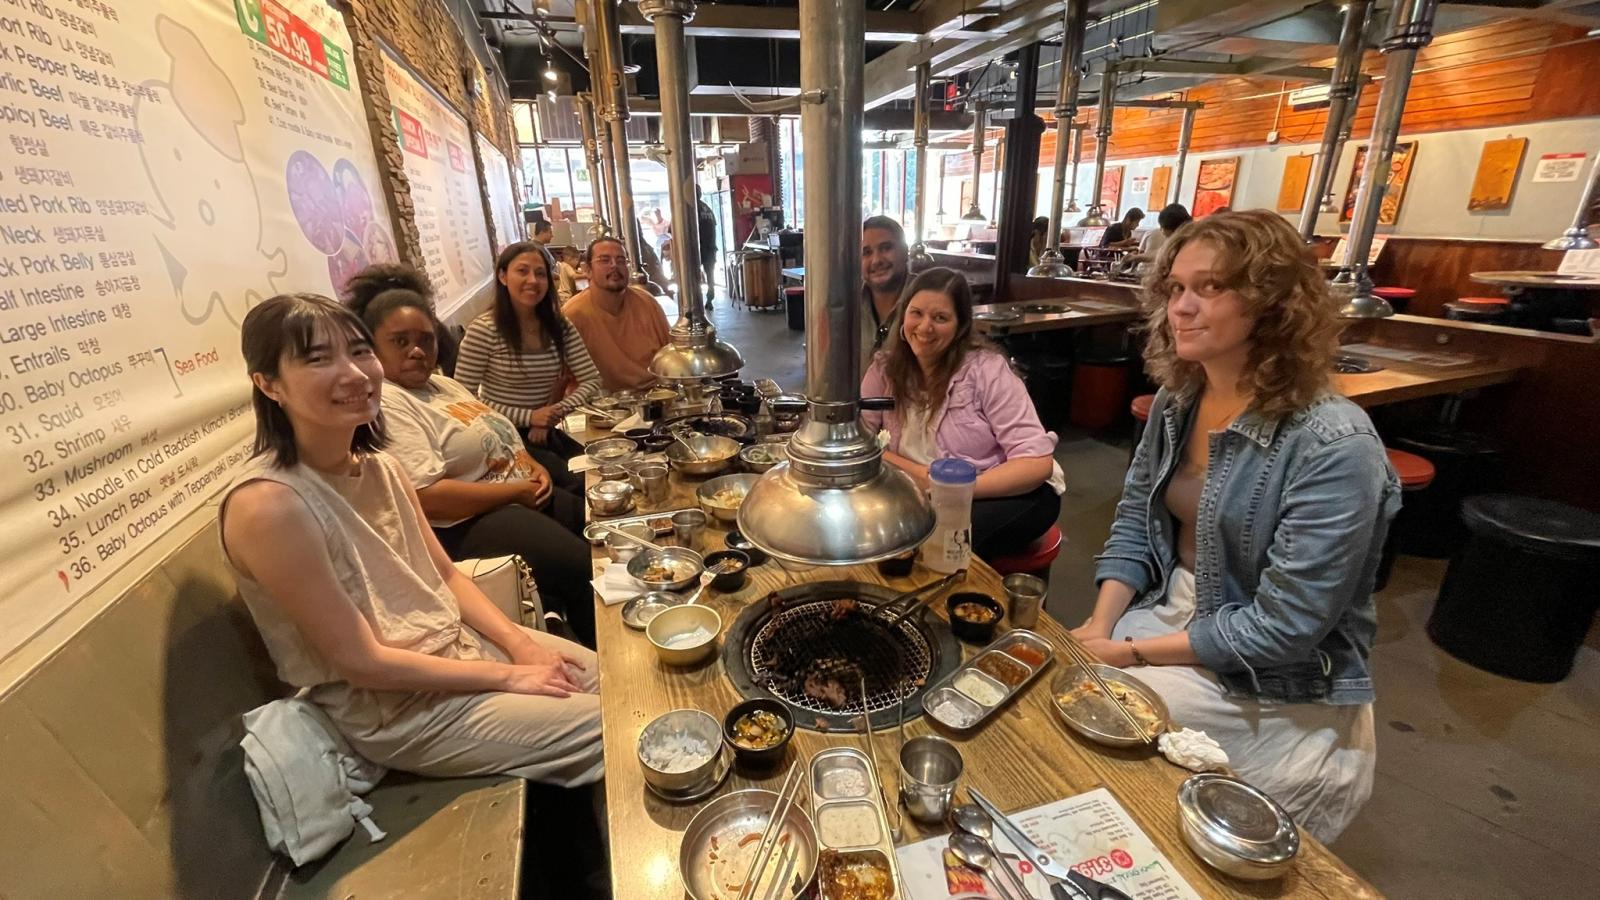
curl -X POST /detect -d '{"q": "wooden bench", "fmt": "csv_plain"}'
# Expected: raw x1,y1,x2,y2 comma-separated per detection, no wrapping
0,524,523,899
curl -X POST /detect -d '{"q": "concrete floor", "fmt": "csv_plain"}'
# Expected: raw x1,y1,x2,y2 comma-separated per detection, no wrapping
706,298,1600,898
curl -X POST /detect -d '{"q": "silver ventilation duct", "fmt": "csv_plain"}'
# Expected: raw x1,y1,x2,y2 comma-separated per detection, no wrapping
962,103,989,222
639,0,744,380
1299,1,1370,242
1064,123,1083,213
738,0,934,566
1172,105,1195,202
1545,145,1600,251
909,62,936,272
590,0,652,287
1334,0,1439,318
1030,0,1087,279
1077,68,1116,228
575,93,611,230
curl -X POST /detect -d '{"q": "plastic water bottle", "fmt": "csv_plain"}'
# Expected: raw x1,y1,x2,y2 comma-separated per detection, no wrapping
923,458,976,574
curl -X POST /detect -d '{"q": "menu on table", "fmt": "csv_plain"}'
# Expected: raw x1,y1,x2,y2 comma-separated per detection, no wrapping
896,788,1202,899
380,44,493,316
0,0,394,660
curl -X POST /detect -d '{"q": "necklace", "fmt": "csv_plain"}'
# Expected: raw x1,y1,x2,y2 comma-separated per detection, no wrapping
1196,392,1251,434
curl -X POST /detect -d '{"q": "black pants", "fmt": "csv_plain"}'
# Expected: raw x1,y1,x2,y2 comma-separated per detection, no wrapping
972,483,1061,562
435,502,595,647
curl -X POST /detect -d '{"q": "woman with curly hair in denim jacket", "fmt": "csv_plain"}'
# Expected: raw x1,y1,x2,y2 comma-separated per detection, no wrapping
1076,210,1400,842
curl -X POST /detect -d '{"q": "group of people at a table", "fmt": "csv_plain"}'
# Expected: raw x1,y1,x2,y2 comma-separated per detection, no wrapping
220,207,1397,893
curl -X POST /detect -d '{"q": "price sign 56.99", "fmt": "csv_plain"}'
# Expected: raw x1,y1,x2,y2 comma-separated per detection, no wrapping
236,0,351,90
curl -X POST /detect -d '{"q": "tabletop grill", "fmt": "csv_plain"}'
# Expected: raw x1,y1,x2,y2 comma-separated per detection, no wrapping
721,581,961,733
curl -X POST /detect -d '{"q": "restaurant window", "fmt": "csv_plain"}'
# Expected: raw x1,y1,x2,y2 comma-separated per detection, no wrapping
779,118,804,227
513,101,538,145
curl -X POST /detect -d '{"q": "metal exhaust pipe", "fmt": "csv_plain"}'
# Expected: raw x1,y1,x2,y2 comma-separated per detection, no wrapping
576,93,610,229
1030,0,1087,278
1300,0,1371,242
1077,68,1115,227
590,0,649,284
909,62,936,271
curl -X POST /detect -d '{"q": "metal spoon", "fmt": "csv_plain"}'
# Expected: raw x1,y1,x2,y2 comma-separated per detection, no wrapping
952,804,1035,900
594,521,669,553
948,833,1032,900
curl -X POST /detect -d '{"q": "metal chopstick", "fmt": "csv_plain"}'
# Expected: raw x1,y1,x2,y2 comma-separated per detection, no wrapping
1061,640,1155,745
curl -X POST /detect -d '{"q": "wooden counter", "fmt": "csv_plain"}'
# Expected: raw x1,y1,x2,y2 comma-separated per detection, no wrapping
972,298,1141,334
586,465,1380,900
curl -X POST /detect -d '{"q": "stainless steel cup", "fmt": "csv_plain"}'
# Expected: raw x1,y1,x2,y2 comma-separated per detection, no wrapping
597,464,629,482
671,509,708,551
636,463,670,504
1002,572,1047,630
898,735,963,824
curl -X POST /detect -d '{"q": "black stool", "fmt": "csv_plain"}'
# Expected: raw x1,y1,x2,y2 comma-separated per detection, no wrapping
1391,430,1501,558
1430,495,1600,682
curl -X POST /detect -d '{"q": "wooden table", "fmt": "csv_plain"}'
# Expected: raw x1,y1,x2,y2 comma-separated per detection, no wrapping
973,298,1141,335
1334,352,1523,407
586,465,1379,899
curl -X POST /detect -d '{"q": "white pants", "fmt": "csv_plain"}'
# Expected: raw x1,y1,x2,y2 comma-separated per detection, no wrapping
1113,569,1376,843
321,626,605,788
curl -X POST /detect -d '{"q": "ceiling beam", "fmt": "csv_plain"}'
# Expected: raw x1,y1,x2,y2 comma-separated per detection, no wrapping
863,0,1067,108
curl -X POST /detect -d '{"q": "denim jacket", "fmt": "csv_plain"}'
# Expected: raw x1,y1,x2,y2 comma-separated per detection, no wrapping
1095,388,1401,705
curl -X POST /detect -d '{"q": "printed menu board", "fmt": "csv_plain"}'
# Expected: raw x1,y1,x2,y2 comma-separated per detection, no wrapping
0,0,395,661
381,45,493,315
477,133,523,251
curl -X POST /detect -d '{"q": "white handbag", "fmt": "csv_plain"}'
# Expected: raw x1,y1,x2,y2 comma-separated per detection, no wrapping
453,554,548,630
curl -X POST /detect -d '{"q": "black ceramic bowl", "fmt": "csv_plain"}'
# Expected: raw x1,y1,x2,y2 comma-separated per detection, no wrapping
722,698,794,769
703,549,751,591
724,529,768,566
947,592,1004,643
641,434,675,453
877,550,917,578
622,426,654,442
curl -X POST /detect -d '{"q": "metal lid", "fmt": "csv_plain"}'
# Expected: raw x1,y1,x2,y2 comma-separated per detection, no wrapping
1177,774,1300,866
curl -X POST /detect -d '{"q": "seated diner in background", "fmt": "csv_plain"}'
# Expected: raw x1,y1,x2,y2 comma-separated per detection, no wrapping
1076,210,1399,843
861,267,1064,560
1138,202,1192,257
861,215,910,369
344,264,595,646
1099,207,1146,249
564,236,673,391
454,241,603,454
1028,216,1050,267
219,293,603,794
556,245,583,304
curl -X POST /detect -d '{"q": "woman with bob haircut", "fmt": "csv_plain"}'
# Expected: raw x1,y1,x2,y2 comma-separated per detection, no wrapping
1078,210,1399,841
861,266,1064,559
344,264,594,646
453,240,602,456
219,293,603,792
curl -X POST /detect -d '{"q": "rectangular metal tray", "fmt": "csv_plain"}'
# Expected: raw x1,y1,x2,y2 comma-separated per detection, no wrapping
920,629,1055,732
581,507,697,545
808,747,903,899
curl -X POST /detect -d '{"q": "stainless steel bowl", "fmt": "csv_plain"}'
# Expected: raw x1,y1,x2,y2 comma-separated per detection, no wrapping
638,709,724,793
696,473,759,524
739,441,788,473
1177,773,1300,880
626,546,704,592
1050,664,1170,748
680,788,819,900
585,436,639,468
586,480,637,517
605,523,655,562
666,434,740,476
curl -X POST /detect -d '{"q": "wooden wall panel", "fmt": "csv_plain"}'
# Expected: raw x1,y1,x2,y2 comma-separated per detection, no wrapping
1036,20,1600,165
1310,237,1566,316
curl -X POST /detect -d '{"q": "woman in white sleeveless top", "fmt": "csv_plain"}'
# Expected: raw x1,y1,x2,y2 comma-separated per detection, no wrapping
219,293,603,789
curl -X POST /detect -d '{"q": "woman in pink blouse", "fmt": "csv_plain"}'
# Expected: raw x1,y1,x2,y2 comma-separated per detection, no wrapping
861,267,1064,558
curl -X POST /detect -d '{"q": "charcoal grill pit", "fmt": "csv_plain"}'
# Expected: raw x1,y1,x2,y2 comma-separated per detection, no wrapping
721,581,962,733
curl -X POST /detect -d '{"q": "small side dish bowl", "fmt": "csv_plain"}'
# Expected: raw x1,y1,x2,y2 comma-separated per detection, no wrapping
585,436,638,468
946,592,1003,643
638,708,724,793
586,480,636,517
645,604,723,666
696,473,760,524
627,547,704,592
724,529,768,566
702,549,751,591
722,698,794,769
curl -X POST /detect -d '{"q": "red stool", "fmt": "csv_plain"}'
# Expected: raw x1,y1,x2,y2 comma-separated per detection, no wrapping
1069,356,1133,430
989,523,1063,584
1128,393,1157,465
1373,286,1415,313
1376,448,1438,590
1445,297,1510,325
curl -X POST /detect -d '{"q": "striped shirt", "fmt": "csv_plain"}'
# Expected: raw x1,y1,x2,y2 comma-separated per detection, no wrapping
452,312,603,428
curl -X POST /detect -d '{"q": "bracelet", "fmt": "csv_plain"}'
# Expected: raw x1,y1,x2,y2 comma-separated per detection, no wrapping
1124,636,1150,666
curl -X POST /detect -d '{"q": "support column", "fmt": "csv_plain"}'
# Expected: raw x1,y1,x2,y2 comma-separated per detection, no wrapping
1031,0,1087,276
1335,0,1439,317
995,42,1043,286
639,0,704,307
1300,0,1370,241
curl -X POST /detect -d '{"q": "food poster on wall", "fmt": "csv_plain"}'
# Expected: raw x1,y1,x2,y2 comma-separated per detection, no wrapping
1277,154,1314,212
0,0,395,661
1341,142,1418,226
1148,165,1172,209
1100,166,1124,219
1193,156,1240,217
381,45,494,317
476,134,523,250
1468,138,1527,211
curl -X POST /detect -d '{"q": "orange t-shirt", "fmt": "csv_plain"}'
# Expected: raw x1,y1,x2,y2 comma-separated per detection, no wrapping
563,285,673,391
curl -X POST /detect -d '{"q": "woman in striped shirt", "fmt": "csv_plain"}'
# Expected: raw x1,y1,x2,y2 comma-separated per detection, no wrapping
455,241,603,467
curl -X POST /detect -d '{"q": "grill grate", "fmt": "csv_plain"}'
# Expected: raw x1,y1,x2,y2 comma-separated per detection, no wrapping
749,598,933,717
